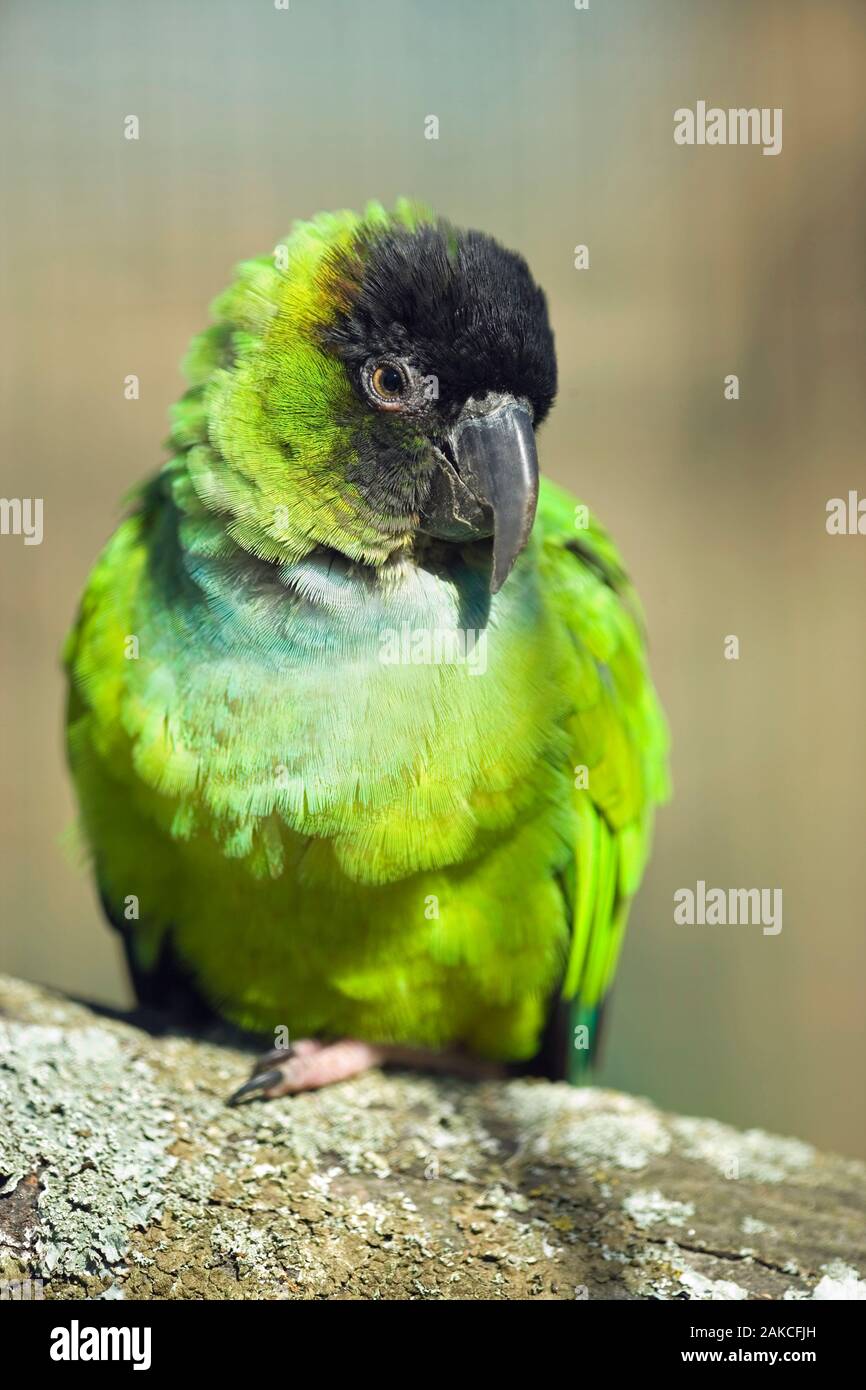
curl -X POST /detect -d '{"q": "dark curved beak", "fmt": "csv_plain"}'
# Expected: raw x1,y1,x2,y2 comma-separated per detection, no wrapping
419,400,539,593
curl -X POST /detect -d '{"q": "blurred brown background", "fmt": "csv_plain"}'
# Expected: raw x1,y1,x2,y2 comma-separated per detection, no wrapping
1,0,864,1156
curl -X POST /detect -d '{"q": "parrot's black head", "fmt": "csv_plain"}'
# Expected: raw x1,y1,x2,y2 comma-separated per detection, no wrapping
324,217,558,592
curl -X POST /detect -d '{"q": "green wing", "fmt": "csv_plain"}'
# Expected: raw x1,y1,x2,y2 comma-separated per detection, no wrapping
536,479,670,1081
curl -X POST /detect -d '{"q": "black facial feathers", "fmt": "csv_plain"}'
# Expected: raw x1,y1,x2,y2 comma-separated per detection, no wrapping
325,221,557,426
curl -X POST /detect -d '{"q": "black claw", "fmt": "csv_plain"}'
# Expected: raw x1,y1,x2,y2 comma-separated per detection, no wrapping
253,1046,295,1068
227,1068,284,1107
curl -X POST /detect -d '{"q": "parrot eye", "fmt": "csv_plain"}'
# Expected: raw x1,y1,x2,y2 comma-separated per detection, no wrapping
363,357,412,411
373,364,404,397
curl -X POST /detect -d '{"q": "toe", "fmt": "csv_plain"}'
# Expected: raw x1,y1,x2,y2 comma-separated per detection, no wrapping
227,1068,285,1106
226,1039,385,1103
227,1037,324,1105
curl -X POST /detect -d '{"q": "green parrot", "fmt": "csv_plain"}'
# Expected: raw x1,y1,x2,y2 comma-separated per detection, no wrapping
64,200,669,1100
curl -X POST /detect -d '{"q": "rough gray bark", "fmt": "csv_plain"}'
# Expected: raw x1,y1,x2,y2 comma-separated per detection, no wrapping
1,974,864,1301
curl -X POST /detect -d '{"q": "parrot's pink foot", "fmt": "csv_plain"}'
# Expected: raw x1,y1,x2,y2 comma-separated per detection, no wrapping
227,1038,504,1104
228,1039,384,1103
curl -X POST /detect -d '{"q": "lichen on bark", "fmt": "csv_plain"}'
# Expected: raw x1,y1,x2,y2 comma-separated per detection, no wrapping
1,975,864,1301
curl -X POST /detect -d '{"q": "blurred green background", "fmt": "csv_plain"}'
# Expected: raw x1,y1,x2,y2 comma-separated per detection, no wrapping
2,0,864,1156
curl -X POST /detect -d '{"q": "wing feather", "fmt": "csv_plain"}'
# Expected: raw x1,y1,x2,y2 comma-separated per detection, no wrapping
536,480,670,1079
